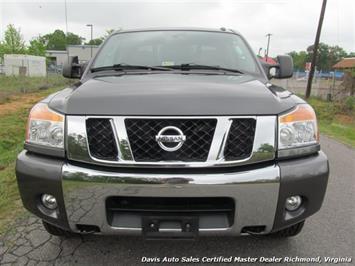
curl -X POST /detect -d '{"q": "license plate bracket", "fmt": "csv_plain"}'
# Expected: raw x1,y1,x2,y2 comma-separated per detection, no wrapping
142,216,199,240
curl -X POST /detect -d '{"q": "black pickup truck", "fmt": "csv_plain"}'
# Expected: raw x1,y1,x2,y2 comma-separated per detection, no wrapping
16,28,329,239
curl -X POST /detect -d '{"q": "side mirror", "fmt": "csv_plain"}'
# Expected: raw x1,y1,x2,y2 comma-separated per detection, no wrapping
273,55,293,79
263,55,293,79
62,56,82,79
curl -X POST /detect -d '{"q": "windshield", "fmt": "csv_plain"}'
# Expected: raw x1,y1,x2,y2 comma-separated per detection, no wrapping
92,31,261,75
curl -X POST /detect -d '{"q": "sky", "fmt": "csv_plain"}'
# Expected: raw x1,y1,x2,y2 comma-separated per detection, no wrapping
0,0,354,56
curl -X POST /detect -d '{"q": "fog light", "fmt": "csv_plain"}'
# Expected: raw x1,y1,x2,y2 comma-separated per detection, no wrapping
41,194,58,210
285,196,302,211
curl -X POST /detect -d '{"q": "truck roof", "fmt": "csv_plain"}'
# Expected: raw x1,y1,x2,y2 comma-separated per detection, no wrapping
112,27,241,35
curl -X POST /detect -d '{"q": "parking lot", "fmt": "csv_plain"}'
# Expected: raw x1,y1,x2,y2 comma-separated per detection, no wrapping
0,136,354,265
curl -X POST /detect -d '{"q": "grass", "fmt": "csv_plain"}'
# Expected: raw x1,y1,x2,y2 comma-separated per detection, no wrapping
306,97,355,147
0,83,72,234
0,75,72,104
0,163,25,234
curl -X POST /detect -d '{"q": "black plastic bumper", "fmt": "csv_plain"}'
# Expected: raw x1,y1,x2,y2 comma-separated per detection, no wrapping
16,151,70,230
273,151,329,231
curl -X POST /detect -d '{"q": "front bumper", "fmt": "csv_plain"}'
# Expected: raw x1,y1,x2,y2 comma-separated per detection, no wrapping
16,151,329,236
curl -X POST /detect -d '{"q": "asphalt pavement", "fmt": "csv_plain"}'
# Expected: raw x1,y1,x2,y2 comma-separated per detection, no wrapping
0,135,354,265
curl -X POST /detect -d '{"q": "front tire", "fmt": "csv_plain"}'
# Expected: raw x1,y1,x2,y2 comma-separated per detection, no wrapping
42,220,75,237
269,221,305,237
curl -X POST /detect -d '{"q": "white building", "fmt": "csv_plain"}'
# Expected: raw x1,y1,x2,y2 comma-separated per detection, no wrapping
46,45,99,67
46,50,68,68
4,54,46,77
67,45,99,63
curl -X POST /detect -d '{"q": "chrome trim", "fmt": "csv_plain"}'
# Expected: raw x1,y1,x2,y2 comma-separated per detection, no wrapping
250,116,276,162
62,163,280,235
155,126,186,152
278,144,320,159
24,142,65,158
66,115,276,168
111,117,134,161
107,227,230,232
66,116,90,162
159,228,182,232
109,119,120,161
208,117,233,161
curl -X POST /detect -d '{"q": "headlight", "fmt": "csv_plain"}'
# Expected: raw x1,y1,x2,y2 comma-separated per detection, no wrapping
278,104,319,150
26,103,65,148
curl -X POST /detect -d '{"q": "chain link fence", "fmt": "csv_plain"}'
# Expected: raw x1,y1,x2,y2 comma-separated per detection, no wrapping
272,71,355,101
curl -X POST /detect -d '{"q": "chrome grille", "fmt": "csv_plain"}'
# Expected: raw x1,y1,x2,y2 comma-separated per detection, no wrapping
224,119,256,161
86,118,118,160
125,119,217,162
67,116,276,167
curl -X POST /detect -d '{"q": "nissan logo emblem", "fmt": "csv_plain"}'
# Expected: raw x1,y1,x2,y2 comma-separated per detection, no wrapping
155,126,186,152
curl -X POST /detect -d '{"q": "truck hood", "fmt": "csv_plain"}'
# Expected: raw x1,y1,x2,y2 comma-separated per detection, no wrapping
49,74,302,115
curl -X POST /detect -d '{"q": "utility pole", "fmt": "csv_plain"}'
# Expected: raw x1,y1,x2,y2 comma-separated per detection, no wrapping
86,24,93,58
265,33,272,62
64,0,68,35
64,0,69,62
305,0,327,99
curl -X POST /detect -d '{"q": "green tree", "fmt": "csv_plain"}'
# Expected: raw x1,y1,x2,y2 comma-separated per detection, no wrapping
289,43,351,72
42,30,66,50
66,32,85,46
327,45,348,70
42,30,84,50
86,38,103,45
84,29,116,46
0,44,5,61
307,43,348,71
288,51,308,71
315,43,331,71
27,37,46,56
0,24,26,57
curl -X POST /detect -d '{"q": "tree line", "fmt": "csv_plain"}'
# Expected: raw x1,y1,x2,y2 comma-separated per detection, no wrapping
1,24,354,72
289,43,354,72
0,24,113,59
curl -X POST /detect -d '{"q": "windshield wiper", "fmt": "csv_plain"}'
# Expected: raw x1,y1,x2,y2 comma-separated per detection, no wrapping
163,63,244,74
90,63,172,73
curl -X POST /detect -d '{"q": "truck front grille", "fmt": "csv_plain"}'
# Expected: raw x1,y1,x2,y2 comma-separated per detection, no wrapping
224,119,256,160
125,119,217,162
86,118,118,160
80,116,267,166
